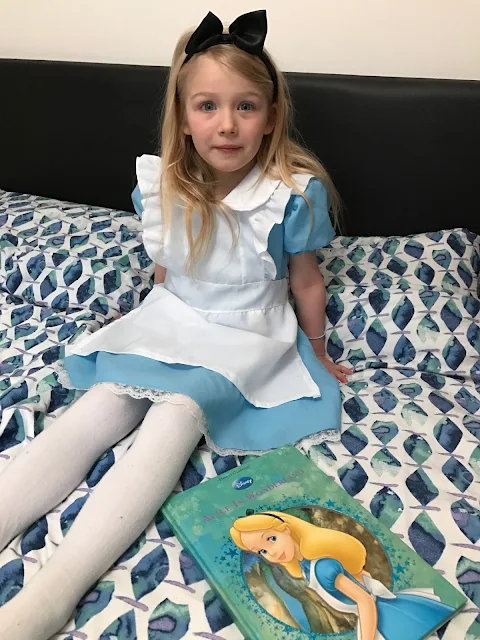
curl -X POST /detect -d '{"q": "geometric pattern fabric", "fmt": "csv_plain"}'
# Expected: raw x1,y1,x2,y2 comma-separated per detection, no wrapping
0,190,478,639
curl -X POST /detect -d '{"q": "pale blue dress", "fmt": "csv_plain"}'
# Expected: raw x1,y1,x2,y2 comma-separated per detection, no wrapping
64,159,341,455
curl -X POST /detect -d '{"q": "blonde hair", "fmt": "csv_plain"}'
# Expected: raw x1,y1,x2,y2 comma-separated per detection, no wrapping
160,28,341,272
230,511,366,579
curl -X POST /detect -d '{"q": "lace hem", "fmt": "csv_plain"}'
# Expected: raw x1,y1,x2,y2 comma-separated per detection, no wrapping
53,361,76,388
197,424,341,457
101,382,199,411
52,362,340,457
102,381,208,433
297,428,341,450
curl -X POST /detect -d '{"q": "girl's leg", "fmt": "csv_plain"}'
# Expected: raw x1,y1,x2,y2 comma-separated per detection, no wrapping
0,386,151,553
0,397,202,640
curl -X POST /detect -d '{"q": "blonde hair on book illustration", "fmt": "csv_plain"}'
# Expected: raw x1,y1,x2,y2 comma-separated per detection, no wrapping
230,510,366,579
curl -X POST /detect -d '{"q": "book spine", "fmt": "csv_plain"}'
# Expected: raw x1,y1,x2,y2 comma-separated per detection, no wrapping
162,505,260,640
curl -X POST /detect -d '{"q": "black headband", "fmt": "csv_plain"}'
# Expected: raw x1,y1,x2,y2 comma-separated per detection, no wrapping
245,509,285,522
184,10,278,102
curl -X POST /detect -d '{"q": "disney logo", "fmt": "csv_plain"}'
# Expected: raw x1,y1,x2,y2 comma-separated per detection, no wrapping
232,476,253,490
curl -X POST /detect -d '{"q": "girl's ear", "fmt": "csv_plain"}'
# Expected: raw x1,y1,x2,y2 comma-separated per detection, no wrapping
183,120,191,135
264,103,277,135
285,526,291,535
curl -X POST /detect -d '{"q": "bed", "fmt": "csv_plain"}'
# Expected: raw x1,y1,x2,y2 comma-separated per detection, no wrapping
0,59,479,639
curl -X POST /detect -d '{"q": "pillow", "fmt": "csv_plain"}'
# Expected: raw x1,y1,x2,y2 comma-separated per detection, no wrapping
1,192,153,318
319,229,479,295
318,229,480,383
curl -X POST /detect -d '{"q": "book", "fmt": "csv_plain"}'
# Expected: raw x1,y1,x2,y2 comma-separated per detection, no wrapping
162,445,466,640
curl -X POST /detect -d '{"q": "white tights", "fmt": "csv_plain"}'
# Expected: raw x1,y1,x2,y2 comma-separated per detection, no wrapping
0,386,202,640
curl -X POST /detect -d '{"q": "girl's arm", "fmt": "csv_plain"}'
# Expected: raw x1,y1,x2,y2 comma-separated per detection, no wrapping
289,252,352,383
154,265,167,284
334,574,377,640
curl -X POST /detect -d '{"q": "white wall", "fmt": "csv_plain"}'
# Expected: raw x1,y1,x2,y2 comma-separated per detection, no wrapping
1,0,479,80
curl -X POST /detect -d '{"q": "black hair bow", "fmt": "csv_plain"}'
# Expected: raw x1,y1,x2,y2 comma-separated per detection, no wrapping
184,10,278,100
185,10,267,59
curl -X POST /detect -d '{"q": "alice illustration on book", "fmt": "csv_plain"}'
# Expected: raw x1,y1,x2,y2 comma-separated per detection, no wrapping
230,509,455,640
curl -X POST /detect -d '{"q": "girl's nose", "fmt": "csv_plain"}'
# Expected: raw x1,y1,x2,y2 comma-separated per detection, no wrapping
219,109,237,135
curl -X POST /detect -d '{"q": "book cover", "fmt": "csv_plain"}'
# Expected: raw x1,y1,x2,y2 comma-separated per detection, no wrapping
162,446,466,639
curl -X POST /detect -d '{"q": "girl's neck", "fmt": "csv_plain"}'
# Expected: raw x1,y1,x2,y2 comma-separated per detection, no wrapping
213,158,257,200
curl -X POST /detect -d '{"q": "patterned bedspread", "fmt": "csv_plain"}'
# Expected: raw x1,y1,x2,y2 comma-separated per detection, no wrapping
0,188,478,639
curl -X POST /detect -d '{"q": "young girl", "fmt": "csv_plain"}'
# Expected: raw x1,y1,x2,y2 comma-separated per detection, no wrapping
0,10,352,639
230,511,456,640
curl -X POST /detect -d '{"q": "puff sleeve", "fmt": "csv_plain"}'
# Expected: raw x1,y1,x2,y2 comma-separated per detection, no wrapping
314,558,345,593
283,177,335,254
131,183,143,217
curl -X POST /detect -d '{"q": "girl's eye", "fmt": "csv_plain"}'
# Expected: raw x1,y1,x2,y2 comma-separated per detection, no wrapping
239,102,254,111
259,549,267,556
268,536,276,542
201,102,216,112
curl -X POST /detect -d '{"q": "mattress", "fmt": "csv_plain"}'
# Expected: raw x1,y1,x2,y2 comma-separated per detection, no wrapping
0,188,478,639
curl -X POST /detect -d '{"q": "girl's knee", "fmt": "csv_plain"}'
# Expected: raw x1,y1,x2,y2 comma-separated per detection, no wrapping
141,397,203,442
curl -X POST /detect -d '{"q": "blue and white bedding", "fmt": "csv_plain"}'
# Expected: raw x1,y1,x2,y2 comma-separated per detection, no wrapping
0,188,479,639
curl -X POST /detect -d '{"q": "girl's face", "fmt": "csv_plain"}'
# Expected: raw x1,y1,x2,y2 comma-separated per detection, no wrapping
182,56,276,181
240,527,296,564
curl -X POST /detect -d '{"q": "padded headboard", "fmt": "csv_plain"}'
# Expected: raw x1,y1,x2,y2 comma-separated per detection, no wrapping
1,58,479,236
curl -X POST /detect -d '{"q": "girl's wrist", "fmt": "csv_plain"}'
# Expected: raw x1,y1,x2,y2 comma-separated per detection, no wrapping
309,337,326,358
306,331,325,341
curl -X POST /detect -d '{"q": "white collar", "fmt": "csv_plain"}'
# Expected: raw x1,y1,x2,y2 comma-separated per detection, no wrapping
138,155,281,213
222,164,281,212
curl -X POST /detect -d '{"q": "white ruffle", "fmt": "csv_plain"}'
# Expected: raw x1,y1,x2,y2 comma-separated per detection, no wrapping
138,156,281,215
297,428,341,451
137,154,164,266
199,427,340,458
137,155,312,274
102,381,207,427
252,173,312,279
136,154,161,203
136,154,315,281
53,360,75,388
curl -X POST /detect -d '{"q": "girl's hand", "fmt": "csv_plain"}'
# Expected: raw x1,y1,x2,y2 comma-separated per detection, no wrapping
319,356,353,383
314,350,353,383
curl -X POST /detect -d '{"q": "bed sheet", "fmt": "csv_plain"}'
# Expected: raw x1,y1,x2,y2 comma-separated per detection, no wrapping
0,189,478,639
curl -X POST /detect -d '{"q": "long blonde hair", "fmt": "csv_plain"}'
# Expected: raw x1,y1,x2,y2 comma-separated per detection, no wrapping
230,511,366,579
160,28,341,272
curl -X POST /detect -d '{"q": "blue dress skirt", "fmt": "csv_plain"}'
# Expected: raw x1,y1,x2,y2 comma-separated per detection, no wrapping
65,328,340,454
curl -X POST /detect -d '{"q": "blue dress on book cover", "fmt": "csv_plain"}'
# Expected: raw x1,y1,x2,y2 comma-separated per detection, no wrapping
302,558,455,640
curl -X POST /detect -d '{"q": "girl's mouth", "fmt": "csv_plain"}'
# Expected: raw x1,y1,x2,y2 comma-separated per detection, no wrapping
216,146,242,153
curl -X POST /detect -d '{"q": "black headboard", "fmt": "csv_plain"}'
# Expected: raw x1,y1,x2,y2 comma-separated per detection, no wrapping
1,58,479,236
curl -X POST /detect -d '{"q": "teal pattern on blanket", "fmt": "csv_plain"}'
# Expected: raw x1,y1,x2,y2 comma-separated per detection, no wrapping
0,189,478,638
319,231,480,382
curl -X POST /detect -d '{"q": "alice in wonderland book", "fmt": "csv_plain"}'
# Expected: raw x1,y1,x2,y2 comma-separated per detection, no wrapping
162,446,466,639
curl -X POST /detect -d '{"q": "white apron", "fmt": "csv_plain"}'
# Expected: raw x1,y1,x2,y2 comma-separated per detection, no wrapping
66,155,321,408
